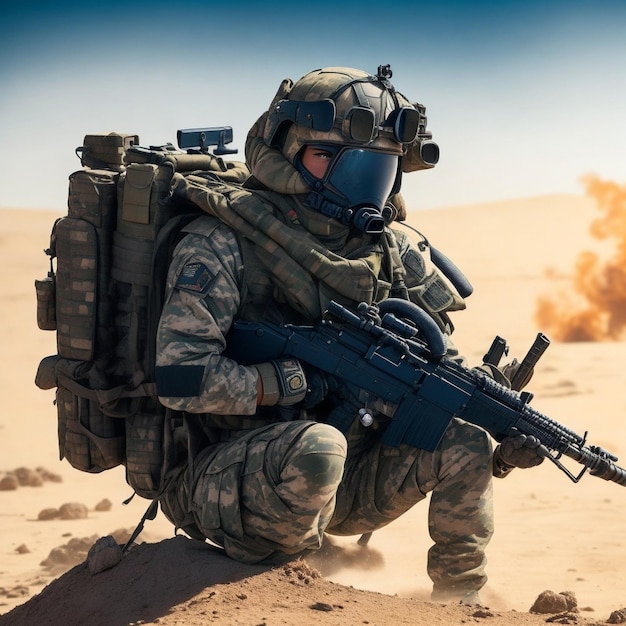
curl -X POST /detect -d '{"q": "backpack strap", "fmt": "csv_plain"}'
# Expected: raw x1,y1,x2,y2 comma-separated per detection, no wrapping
56,371,156,418
120,498,160,556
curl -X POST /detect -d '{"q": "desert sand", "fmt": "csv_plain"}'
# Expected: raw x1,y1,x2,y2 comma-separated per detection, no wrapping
1,181,625,625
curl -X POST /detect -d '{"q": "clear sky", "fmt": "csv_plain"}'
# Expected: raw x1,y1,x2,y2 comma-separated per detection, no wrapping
1,0,625,211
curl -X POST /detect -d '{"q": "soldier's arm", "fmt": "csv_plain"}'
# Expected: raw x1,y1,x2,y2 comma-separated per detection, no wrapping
155,218,259,415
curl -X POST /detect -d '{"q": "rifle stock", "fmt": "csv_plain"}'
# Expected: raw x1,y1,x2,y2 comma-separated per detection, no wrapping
225,299,626,487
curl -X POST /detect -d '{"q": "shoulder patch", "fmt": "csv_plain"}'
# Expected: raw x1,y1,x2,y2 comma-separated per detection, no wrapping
403,247,427,282
175,262,215,295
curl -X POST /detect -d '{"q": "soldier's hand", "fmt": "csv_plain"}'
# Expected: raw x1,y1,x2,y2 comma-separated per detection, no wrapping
493,428,545,477
301,365,329,408
255,358,308,406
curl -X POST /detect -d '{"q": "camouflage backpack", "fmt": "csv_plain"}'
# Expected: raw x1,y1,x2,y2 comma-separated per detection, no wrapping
34,128,248,499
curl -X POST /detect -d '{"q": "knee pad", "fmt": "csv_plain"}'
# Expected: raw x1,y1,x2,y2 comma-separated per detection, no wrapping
287,423,347,489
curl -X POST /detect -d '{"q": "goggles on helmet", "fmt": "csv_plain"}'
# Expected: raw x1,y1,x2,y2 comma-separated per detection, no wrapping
266,99,420,148
297,144,400,234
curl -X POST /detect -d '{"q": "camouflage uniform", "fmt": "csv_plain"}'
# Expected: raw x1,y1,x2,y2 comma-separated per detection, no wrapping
156,199,494,598
155,64,498,602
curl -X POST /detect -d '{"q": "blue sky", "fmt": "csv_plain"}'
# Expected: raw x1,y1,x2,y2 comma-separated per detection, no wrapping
1,0,625,211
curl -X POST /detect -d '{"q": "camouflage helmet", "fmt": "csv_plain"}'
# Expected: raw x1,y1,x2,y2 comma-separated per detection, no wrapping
254,65,439,234
264,65,420,164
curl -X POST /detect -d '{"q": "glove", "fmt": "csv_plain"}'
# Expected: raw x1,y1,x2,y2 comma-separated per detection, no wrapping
255,358,308,406
493,428,545,477
300,365,329,408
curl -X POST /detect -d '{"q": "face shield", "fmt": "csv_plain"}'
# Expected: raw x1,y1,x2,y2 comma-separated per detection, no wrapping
298,145,400,234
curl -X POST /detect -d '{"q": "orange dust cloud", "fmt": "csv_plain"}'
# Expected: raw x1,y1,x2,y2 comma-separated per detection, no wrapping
535,176,626,342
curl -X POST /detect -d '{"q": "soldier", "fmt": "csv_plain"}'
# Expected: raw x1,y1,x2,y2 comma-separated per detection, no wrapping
155,65,543,605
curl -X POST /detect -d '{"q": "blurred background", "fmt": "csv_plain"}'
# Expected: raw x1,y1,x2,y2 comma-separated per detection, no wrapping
1,0,625,213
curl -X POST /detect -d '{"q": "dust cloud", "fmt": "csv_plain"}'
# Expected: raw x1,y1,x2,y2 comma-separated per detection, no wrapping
535,176,626,341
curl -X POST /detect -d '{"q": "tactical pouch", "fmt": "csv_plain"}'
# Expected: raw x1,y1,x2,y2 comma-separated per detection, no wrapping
35,164,127,473
54,359,125,473
76,132,140,169
116,163,176,240
112,163,177,379
124,401,169,497
68,169,119,231
35,274,56,330
54,217,98,361
56,387,124,472
69,169,119,345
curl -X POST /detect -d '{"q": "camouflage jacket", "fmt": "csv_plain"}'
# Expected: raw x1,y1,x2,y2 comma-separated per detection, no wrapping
155,186,466,434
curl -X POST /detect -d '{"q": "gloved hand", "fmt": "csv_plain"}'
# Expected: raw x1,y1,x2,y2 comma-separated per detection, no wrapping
301,365,329,408
255,358,308,406
493,428,545,477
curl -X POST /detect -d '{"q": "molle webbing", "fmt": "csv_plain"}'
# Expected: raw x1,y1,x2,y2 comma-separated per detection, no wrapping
54,218,100,361
54,169,120,362
171,174,391,317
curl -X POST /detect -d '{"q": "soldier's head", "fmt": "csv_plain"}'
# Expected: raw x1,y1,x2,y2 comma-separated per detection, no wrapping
248,65,438,233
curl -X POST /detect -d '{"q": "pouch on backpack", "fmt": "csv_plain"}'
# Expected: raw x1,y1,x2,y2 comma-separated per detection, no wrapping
76,132,139,170
53,358,125,473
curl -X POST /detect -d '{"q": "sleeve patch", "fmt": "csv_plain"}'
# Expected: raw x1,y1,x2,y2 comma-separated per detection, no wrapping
421,275,454,312
155,365,204,397
175,262,215,295
403,247,427,282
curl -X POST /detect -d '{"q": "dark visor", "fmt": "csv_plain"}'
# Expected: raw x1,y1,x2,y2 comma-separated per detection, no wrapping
322,147,399,210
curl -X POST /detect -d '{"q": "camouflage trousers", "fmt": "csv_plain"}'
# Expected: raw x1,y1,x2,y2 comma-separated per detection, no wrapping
159,416,494,595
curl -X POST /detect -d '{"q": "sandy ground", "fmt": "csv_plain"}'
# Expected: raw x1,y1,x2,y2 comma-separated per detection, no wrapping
0,188,625,625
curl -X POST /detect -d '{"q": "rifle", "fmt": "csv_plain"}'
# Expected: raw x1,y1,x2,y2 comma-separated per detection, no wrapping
226,299,626,486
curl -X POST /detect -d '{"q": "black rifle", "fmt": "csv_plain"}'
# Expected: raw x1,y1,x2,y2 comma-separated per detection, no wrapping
483,335,509,367
226,299,626,487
